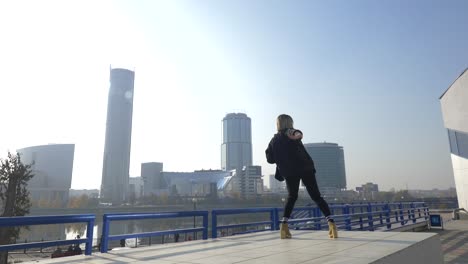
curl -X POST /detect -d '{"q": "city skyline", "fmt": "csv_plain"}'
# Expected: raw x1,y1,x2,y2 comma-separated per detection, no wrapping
1,1,467,191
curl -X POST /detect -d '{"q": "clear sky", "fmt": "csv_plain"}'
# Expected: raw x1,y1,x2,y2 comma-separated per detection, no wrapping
0,0,467,191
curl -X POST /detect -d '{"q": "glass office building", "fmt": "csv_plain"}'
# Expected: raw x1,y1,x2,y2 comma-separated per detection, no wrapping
303,142,347,190
221,113,252,171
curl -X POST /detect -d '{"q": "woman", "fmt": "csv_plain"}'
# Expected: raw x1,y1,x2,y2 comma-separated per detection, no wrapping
266,114,338,239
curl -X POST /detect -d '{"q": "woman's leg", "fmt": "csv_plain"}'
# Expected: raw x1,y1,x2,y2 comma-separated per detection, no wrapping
283,177,301,219
302,172,338,238
280,177,300,239
301,172,332,219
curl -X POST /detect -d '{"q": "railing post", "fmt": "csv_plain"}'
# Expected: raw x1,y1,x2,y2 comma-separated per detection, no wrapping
202,211,208,240
399,203,405,225
344,204,351,231
423,203,429,220
270,208,277,231
276,208,281,230
385,203,391,229
101,215,110,253
379,204,384,225
367,203,373,231
410,203,416,223
211,211,218,239
85,217,95,255
314,207,321,230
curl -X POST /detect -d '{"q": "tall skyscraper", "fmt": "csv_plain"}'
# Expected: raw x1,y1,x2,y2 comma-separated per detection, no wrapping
440,68,468,210
221,113,252,171
17,144,75,206
100,68,135,204
303,143,347,190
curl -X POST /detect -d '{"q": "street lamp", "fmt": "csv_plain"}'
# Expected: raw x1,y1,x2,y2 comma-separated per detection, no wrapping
281,198,286,207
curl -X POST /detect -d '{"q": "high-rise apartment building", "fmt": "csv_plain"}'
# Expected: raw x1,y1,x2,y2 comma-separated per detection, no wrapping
221,113,252,171
141,162,164,196
100,68,135,204
269,174,286,193
303,143,346,190
129,177,144,199
17,144,75,206
440,68,468,209
228,165,263,198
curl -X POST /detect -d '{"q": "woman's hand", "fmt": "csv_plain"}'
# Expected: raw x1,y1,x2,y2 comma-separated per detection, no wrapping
287,130,303,140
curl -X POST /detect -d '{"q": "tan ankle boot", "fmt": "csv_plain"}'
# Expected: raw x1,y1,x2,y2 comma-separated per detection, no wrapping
328,221,338,239
280,223,292,239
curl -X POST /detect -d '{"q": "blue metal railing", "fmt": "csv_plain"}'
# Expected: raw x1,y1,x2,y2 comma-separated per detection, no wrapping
293,202,416,231
0,214,95,255
287,202,429,232
210,202,429,237
100,211,209,253
211,207,278,238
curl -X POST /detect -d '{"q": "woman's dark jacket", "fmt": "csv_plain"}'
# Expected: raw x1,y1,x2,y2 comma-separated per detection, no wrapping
265,130,316,181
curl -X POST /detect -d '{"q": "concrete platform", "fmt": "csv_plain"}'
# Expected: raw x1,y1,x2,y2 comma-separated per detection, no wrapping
424,219,468,263
23,231,443,264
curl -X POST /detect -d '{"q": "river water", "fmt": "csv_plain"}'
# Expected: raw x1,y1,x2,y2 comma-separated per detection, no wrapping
16,212,270,251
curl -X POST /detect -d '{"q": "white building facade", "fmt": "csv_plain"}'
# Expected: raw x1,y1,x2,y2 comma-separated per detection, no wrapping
17,144,75,206
440,68,468,209
161,169,236,198
139,164,263,199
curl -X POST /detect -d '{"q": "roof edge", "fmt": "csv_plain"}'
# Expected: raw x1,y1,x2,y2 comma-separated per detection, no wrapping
440,67,468,99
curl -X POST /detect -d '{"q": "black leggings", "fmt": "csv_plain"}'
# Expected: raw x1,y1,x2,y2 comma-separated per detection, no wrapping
283,172,331,218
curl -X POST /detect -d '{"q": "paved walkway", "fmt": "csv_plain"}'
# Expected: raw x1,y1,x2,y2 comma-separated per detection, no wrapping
424,219,468,264
22,230,440,264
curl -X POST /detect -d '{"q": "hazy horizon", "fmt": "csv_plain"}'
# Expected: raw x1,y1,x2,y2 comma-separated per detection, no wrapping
1,0,467,191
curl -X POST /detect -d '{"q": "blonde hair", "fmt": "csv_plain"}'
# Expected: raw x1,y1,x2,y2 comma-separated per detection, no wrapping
276,114,294,131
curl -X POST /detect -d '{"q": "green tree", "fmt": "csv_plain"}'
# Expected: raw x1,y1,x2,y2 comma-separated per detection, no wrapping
0,152,34,264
